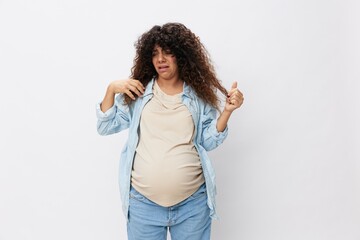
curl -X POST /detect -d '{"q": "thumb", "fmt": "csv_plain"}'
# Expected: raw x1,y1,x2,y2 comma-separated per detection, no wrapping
231,81,237,90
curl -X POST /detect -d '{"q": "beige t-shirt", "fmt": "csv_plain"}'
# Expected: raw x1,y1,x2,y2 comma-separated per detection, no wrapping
131,81,205,207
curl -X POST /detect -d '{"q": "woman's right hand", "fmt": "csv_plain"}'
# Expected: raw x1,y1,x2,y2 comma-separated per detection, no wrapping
108,79,145,100
100,79,145,112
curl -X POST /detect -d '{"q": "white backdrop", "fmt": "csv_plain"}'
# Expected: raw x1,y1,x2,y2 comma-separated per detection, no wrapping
0,0,359,239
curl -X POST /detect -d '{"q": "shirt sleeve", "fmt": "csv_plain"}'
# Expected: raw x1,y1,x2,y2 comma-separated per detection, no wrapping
96,94,131,135
200,103,228,151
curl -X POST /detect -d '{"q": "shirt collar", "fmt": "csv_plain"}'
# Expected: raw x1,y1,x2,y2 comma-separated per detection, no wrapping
142,79,155,97
142,78,194,98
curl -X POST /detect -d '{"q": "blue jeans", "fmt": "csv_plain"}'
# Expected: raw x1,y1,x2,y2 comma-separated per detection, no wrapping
127,184,211,240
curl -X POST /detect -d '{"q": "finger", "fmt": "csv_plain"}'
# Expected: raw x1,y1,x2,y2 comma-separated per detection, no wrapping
229,97,239,106
229,94,244,105
231,81,237,90
130,80,145,93
125,80,143,96
230,98,242,106
228,89,243,98
228,90,237,97
128,85,142,97
235,94,244,103
125,89,136,100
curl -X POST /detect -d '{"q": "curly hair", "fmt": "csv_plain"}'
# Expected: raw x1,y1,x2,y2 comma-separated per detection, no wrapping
127,22,228,109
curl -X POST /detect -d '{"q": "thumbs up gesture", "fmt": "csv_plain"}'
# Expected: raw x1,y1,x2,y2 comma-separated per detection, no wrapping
225,81,244,112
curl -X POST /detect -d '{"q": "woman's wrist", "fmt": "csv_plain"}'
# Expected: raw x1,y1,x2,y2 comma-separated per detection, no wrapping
221,109,233,117
107,83,116,95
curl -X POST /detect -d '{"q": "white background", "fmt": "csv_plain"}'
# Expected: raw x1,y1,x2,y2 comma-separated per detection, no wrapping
1,0,359,239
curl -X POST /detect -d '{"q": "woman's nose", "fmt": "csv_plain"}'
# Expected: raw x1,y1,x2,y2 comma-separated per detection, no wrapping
157,53,165,62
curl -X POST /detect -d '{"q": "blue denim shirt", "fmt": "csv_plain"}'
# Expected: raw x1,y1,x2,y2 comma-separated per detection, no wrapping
96,79,228,220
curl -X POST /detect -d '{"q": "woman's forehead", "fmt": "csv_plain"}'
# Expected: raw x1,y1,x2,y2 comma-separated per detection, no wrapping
152,44,170,51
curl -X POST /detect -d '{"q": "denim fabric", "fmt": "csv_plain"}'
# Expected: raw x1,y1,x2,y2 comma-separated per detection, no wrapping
127,184,211,240
96,78,228,220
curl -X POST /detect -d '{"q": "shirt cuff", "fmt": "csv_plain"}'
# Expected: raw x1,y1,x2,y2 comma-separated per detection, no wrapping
96,102,116,121
208,119,228,140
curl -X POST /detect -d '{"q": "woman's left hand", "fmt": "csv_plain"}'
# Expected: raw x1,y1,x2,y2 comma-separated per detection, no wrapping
216,81,244,132
224,81,244,112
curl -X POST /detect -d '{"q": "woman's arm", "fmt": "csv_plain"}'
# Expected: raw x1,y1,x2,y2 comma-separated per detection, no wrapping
96,79,145,136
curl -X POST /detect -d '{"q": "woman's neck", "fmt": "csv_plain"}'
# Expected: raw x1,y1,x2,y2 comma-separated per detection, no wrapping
156,77,183,95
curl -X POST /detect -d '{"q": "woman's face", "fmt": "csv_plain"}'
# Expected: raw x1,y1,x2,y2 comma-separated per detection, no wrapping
152,45,179,82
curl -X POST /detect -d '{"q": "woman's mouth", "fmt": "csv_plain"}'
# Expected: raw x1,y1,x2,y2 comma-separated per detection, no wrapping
158,65,169,72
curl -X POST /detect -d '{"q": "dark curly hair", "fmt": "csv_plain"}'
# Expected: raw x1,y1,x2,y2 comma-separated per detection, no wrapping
127,22,228,109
